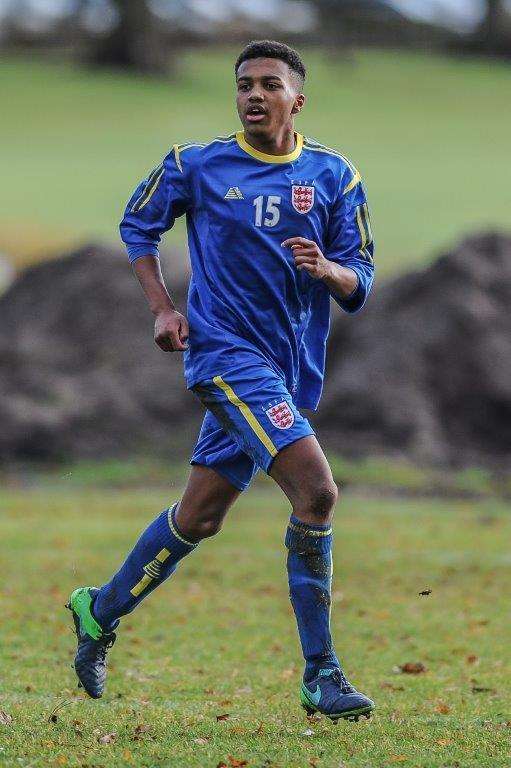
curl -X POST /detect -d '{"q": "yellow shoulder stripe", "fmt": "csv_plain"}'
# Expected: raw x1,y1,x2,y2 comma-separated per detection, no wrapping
342,168,361,195
131,164,165,212
173,135,236,171
173,142,205,173
303,140,356,170
303,139,362,195
212,375,278,457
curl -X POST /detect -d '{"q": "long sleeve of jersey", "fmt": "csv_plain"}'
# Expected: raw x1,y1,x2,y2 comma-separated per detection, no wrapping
324,172,375,314
120,147,192,263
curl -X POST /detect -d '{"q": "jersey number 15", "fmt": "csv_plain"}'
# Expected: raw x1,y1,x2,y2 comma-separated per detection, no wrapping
253,195,282,228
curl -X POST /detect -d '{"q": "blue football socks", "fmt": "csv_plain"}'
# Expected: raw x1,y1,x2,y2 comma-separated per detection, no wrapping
285,514,340,682
93,502,198,631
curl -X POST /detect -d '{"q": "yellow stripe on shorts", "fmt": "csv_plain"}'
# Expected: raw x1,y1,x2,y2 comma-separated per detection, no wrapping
212,375,278,458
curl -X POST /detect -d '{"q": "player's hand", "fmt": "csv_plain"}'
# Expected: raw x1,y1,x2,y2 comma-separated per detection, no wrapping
281,237,332,280
154,309,189,352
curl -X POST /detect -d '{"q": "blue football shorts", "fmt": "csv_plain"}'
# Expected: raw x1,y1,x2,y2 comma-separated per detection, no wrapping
189,363,315,491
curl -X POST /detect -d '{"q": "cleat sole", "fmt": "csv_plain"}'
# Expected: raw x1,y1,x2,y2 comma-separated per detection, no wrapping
301,684,374,723
329,706,373,723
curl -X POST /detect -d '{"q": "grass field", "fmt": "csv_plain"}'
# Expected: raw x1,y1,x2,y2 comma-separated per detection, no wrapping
1,472,510,767
1,49,510,272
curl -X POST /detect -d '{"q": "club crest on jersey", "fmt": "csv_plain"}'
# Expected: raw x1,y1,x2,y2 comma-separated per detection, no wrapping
291,181,315,214
264,400,295,430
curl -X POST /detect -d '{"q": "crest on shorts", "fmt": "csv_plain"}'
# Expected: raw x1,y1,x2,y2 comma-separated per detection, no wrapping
264,400,295,430
291,182,315,214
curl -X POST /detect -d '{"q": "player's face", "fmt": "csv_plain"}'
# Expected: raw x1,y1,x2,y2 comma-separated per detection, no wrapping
236,58,305,141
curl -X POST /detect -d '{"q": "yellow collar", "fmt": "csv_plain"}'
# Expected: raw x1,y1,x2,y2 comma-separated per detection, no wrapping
236,131,303,164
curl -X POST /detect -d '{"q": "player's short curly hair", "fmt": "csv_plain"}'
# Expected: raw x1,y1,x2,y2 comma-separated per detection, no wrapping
234,40,306,86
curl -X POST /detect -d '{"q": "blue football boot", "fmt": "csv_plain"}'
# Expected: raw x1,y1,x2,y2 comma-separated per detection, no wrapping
66,587,117,699
300,667,375,722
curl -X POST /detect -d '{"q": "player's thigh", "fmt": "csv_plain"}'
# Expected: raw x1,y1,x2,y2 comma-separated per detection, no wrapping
268,434,338,524
192,365,315,477
177,411,257,538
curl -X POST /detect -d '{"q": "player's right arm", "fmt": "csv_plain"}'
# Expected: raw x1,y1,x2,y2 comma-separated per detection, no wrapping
119,147,193,352
132,255,189,352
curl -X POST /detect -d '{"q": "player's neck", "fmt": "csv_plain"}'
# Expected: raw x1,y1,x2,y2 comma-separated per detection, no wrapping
242,126,296,157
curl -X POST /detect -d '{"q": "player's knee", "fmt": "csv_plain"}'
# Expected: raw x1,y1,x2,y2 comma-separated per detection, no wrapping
295,479,338,523
310,481,338,519
186,512,225,540
200,517,224,539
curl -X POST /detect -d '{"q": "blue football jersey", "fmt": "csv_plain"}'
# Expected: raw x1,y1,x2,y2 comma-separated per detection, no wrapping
120,131,374,410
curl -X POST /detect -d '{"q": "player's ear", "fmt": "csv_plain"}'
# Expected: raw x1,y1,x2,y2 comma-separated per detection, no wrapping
291,93,306,115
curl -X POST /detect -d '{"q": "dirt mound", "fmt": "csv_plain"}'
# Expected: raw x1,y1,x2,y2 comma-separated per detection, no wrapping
0,233,509,467
318,231,511,467
0,244,200,461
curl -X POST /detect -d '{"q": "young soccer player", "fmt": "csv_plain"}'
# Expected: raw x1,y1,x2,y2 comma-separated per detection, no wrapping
67,40,375,722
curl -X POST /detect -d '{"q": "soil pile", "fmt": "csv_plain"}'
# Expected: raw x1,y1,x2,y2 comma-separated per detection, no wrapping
319,232,511,467
0,244,199,461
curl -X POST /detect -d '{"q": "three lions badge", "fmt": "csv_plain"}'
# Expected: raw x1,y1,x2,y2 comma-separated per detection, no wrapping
264,400,295,430
291,183,315,214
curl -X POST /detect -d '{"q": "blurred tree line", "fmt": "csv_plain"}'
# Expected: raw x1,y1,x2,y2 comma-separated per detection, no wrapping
312,0,511,57
1,0,510,74
472,0,511,55
74,0,171,75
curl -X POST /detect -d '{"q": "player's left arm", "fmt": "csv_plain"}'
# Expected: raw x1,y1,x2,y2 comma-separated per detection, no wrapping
282,169,374,313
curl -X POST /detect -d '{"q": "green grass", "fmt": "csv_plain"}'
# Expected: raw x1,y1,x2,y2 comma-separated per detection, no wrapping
1,49,510,272
10,454,509,498
1,476,510,767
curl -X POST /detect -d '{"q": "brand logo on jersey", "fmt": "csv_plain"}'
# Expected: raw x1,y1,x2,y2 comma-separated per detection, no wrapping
264,400,295,430
291,182,314,214
224,186,244,200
